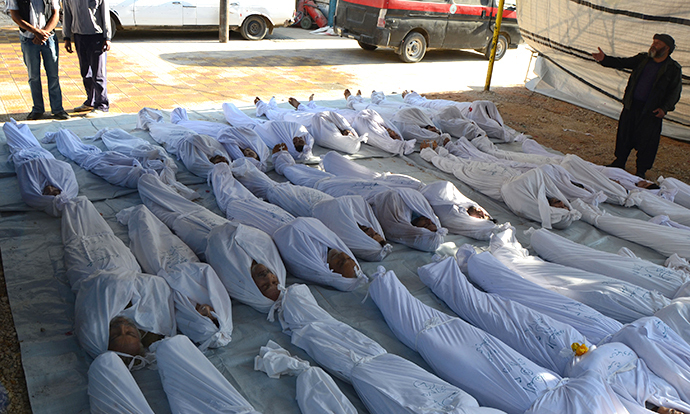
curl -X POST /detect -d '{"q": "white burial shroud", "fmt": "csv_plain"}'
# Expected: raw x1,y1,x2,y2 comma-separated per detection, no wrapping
277,284,502,414
116,204,233,350
3,118,78,216
138,173,286,313
489,227,671,324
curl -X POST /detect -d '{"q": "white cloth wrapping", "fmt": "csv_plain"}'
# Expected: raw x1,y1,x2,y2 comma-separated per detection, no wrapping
536,164,608,206
558,154,629,205
321,150,425,190
277,283,500,414
490,227,672,324
564,342,690,414
660,176,690,209
351,109,415,155
152,335,261,414
655,298,690,346
529,228,690,299
61,196,141,293
369,267,631,414
420,181,501,240
272,217,367,291
369,188,446,252
573,198,690,260
3,118,78,216
93,127,199,200
254,340,357,414
604,317,690,404
136,107,164,131
471,136,558,165
390,107,451,142
74,269,176,359
460,249,623,344
499,167,581,230
223,102,315,160
256,98,365,154
403,91,486,139
88,352,156,414
230,158,390,261
46,129,150,188
418,257,589,376
216,126,270,171
137,173,286,313
116,205,233,350
170,107,228,137
627,190,690,227
271,151,334,187
466,100,521,143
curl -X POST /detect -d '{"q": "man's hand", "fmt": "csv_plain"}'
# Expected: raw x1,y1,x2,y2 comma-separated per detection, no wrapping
64,39,73,53
102,40,111,52
653,108,666,118
592,47,605,62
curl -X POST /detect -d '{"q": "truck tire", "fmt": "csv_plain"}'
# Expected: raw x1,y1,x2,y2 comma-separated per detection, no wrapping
484,34,508,61
241,15,268,40
398,32,426,63
358,41,377,51
110,14,118,38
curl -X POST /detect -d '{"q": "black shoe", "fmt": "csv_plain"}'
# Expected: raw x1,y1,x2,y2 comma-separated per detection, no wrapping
53,111,71,120
26,110,44,120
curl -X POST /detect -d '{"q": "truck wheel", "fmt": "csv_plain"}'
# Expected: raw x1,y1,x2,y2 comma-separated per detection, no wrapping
399,32,426,63
484,34,508,60
358,41,377,51
110,14,118,38
241,15,268,40
300,16,313,30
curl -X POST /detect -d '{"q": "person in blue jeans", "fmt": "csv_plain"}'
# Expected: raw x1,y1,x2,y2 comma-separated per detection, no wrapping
8,0,69,120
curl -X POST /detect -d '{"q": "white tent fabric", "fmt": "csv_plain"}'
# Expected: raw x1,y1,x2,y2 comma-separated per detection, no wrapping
418,256,588,376
46,129,150,189
92,127,198,200
61,196,141,293
564,342,690,414
153,335,261,414
277,283,500,414
489,227,671,324
256,98,365,154
137,173,286,314
368,267,632,414
88,352,156,414
223,102,315,161
518,1,690,141
528,228,690,299
459,249,623,344
2,119,78,216
254,340,357,414
573,198,690,260
74,269,176,359
116,205,233,350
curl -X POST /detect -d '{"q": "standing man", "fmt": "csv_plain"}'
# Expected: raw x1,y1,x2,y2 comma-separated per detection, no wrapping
62,0,111,116
593,34,682,178
8,0,70,120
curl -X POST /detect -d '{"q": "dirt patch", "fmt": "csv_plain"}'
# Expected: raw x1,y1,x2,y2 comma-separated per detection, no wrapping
427,87,690,183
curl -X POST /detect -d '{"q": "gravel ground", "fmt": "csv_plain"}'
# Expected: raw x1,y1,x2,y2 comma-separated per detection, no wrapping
0,86,689,413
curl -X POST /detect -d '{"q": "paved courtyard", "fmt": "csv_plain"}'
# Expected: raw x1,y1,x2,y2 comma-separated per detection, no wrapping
0,19,534,121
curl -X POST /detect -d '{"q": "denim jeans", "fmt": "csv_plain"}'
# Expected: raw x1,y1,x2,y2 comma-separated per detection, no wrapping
20,34,64,114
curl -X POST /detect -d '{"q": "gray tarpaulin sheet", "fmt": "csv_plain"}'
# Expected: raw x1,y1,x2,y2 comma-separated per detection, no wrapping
0,98,669,413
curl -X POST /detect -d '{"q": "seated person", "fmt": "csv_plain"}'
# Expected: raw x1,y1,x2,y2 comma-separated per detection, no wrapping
255,96,365,154
45,129,153,189
138,173,286,313
222,102,314,160
277,283,505,414
89,335,261,414
2,118,78,216
116,204,233,349
210,161,368,291
231,155,392,262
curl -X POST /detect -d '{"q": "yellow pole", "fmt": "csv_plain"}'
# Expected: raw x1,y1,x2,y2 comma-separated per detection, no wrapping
484,0,506,91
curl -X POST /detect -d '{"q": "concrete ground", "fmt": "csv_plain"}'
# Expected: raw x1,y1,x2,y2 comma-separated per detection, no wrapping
0,14,535,121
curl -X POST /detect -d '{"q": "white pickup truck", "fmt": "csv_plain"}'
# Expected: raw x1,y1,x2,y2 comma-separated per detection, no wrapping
109,0,295,40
